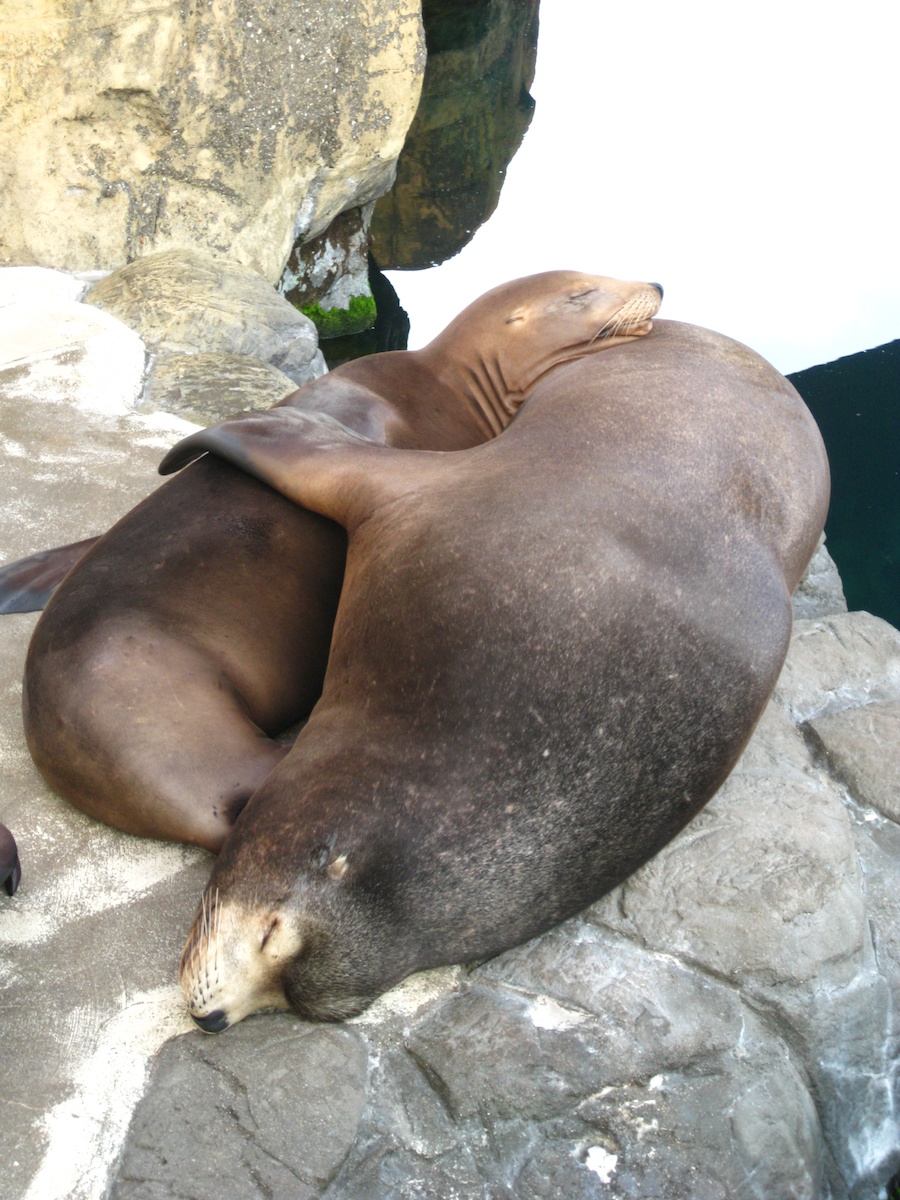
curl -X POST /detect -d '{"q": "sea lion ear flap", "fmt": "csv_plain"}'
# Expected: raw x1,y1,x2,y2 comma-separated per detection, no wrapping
158,408,430,532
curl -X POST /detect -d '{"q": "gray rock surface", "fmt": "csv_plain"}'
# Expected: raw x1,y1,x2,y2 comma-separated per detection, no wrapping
281,203,375,321
0,267,208,1200
0,0,425,282
793,536,849,619
1,271,898,1200
87,249,326,386
775,610,900,723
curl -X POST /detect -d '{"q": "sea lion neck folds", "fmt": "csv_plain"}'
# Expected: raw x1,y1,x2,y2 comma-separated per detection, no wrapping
417,272,663,435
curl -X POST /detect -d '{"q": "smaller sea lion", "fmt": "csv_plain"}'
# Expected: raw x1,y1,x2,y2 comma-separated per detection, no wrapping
168,320,829,1030
8,273,661,853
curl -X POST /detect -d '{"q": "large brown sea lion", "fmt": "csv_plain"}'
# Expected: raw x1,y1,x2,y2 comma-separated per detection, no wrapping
8,273,661,855
167,320,830,1030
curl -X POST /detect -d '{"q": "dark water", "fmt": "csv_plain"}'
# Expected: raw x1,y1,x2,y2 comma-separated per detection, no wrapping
789,343,900,629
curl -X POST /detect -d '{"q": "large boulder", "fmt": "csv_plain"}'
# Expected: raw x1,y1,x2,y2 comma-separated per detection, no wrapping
86,248,326,388
370,0,539,269
0,0,425,282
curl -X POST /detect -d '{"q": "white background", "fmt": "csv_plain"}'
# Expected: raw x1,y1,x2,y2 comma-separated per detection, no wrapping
388,0,899,374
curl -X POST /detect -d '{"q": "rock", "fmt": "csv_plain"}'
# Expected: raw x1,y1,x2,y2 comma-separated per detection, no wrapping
110,1021,368,1199
0,269,208,1200
774,611,900,723
0,268,154,559
294,254,412,370
402,960,823,1199
0,0,425,282
281,205,377,339
140,353,302,426
369,256,411,353
792,537,848,619
370,0,539,269
87,249,326,385
806,701,900,822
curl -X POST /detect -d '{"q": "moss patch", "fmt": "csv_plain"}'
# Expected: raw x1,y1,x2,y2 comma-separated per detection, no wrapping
300,293,377,339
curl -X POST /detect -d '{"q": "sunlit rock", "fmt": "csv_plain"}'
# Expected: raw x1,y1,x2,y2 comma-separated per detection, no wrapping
139,353,304,427
0,0,425,282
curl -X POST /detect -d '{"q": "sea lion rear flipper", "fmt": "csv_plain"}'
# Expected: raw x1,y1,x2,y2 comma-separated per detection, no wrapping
0,823,21,897
0,537,100,614
160,408,441,530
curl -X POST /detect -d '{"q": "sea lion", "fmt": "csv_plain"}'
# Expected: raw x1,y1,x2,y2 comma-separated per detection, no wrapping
13,273,661,853
169,320,829,1030
0,822,20,896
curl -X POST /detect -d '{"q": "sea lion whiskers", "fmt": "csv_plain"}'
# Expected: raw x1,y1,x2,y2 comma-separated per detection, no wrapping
590,289,662,345
181,886,301,1031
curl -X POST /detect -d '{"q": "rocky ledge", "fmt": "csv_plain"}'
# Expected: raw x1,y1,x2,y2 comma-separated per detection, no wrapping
0,266,897,1200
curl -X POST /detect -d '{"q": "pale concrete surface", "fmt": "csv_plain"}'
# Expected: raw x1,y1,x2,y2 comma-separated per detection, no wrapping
0,269,209,1198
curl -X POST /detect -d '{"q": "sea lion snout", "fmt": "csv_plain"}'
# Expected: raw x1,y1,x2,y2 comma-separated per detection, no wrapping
191,1008,230,1034
179,891,298,1031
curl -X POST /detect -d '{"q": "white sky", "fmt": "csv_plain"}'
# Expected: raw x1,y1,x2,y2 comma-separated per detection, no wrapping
387,0,899,374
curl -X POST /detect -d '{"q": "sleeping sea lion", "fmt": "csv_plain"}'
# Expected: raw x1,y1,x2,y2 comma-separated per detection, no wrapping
10,273,661,852
167,319,830,1030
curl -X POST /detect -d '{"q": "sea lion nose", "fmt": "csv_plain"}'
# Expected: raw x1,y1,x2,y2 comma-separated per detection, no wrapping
650,283,664,300
191,1008,230,1034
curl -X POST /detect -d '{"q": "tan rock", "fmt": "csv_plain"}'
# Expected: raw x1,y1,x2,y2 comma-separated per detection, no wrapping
141,352,300,426
86,249,324,383
0,0,425,282
370,0,538,268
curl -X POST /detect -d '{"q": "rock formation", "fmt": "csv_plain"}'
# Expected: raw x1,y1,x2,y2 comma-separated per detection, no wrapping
0,0,425,283
370,0,540,269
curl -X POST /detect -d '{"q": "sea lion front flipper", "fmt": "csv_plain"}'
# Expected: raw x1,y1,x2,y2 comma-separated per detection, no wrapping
0,537,100,614
160,408,443,531
0,823,21,896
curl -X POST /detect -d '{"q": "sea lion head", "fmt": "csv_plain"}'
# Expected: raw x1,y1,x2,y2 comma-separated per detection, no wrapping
179,782,411,1030
422,270,663,434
